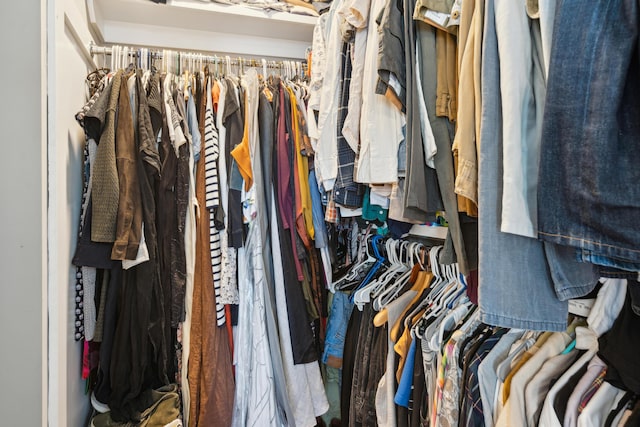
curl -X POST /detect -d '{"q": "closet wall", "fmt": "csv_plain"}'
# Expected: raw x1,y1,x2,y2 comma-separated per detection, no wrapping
48,1,98,426
0,2,46,426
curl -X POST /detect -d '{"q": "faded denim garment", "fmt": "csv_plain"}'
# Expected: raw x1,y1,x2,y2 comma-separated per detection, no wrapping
544,243,600,301
477,0,568,332
322,291,355,366
538,0,640,270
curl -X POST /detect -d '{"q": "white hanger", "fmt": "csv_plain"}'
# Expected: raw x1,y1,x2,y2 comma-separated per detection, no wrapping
225,55,232,77
418,260,465,332
369,239,409,298
330,232,375,293
402,245,446,330
262,58,268,79
372,241,423,310
353,239,402,309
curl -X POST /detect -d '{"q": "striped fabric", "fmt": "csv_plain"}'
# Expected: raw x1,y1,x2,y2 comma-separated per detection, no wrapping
204,79,225,327
204,100,220,209
578,367,608,413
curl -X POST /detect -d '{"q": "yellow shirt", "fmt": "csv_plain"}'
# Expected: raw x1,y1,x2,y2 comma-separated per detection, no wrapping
286,86,315,241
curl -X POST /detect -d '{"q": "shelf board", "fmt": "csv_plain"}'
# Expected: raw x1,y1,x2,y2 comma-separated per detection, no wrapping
87,0,317,59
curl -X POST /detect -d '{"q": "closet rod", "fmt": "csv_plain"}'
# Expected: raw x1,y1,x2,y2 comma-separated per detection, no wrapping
88,43,307,71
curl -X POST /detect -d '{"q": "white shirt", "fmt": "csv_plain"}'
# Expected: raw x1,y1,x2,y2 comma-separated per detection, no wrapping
308,13,329,112
577,383,625,427
495,332,572,427
356,0,405,184
537,278,627,426
315,0,344,191
337,0,369,153
494,0,545,238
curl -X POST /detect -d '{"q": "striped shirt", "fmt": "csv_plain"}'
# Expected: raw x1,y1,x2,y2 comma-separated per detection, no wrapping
204,77,225,326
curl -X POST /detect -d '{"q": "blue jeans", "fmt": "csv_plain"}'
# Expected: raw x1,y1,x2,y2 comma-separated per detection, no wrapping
322,291,354,364
477,0,568,332
538,0,640,270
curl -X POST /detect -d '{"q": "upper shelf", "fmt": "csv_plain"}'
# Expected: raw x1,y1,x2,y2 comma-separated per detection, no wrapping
87,0,318,59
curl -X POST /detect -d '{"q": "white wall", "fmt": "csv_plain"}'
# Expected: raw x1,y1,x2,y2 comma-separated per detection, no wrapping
0,1,47,426
48,0,97,425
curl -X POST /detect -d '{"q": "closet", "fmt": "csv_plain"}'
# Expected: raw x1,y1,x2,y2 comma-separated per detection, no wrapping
48,1,317,426
28,0,640,426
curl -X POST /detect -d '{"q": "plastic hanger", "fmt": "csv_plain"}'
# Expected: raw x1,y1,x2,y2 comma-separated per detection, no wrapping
427,264,459,318
225,55,232,77
372,242,426,312
330,233,376,293
353,239,402,307
447,272,468,310
372,241,423,310
345,235,386,299
375,240,411,291
350,236,389,307
405,247,451,336
336,233,382,293
370,242,416,326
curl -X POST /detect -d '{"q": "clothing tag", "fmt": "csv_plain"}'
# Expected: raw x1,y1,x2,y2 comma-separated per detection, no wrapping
423,9,450,28
568,298,596,318
388,74,403,100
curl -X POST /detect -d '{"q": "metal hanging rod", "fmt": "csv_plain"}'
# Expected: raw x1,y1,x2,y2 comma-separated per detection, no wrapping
88,43,307,72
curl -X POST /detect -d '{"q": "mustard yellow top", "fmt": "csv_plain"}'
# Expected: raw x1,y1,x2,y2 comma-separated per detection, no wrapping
230,90,253,191
286,86,315,241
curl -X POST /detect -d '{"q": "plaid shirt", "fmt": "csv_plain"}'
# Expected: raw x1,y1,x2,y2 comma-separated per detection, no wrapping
460,328,508,427
578,367,608,413
325,190,339,223
334,40,363,209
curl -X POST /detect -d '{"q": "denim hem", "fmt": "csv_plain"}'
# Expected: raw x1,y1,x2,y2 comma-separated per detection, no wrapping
555,282,598,302
599,269,640,280
479,309,567,332
578,250,640,273
539,231,640,265
321,347,343,365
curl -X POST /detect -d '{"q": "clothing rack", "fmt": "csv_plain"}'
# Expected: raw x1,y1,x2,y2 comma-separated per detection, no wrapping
89,43,308,77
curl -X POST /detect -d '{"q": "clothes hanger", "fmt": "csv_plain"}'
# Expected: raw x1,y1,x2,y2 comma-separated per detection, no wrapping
110,45,116,71
331,232,376,293
349,235,387,296
372,241,423,312
371,243,417,327
425,263,460,319
357,239,408,304
349,235,389,307
225,55,232,77
340,235,385,296
403,246,449,336
426,296,474,345
371,241,423,310
360,239,404,312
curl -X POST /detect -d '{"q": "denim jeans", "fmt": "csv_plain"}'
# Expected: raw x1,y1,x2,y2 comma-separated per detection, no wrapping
544,243,600,301
322,291,355,366
477,0,568,332
538,0,640,270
